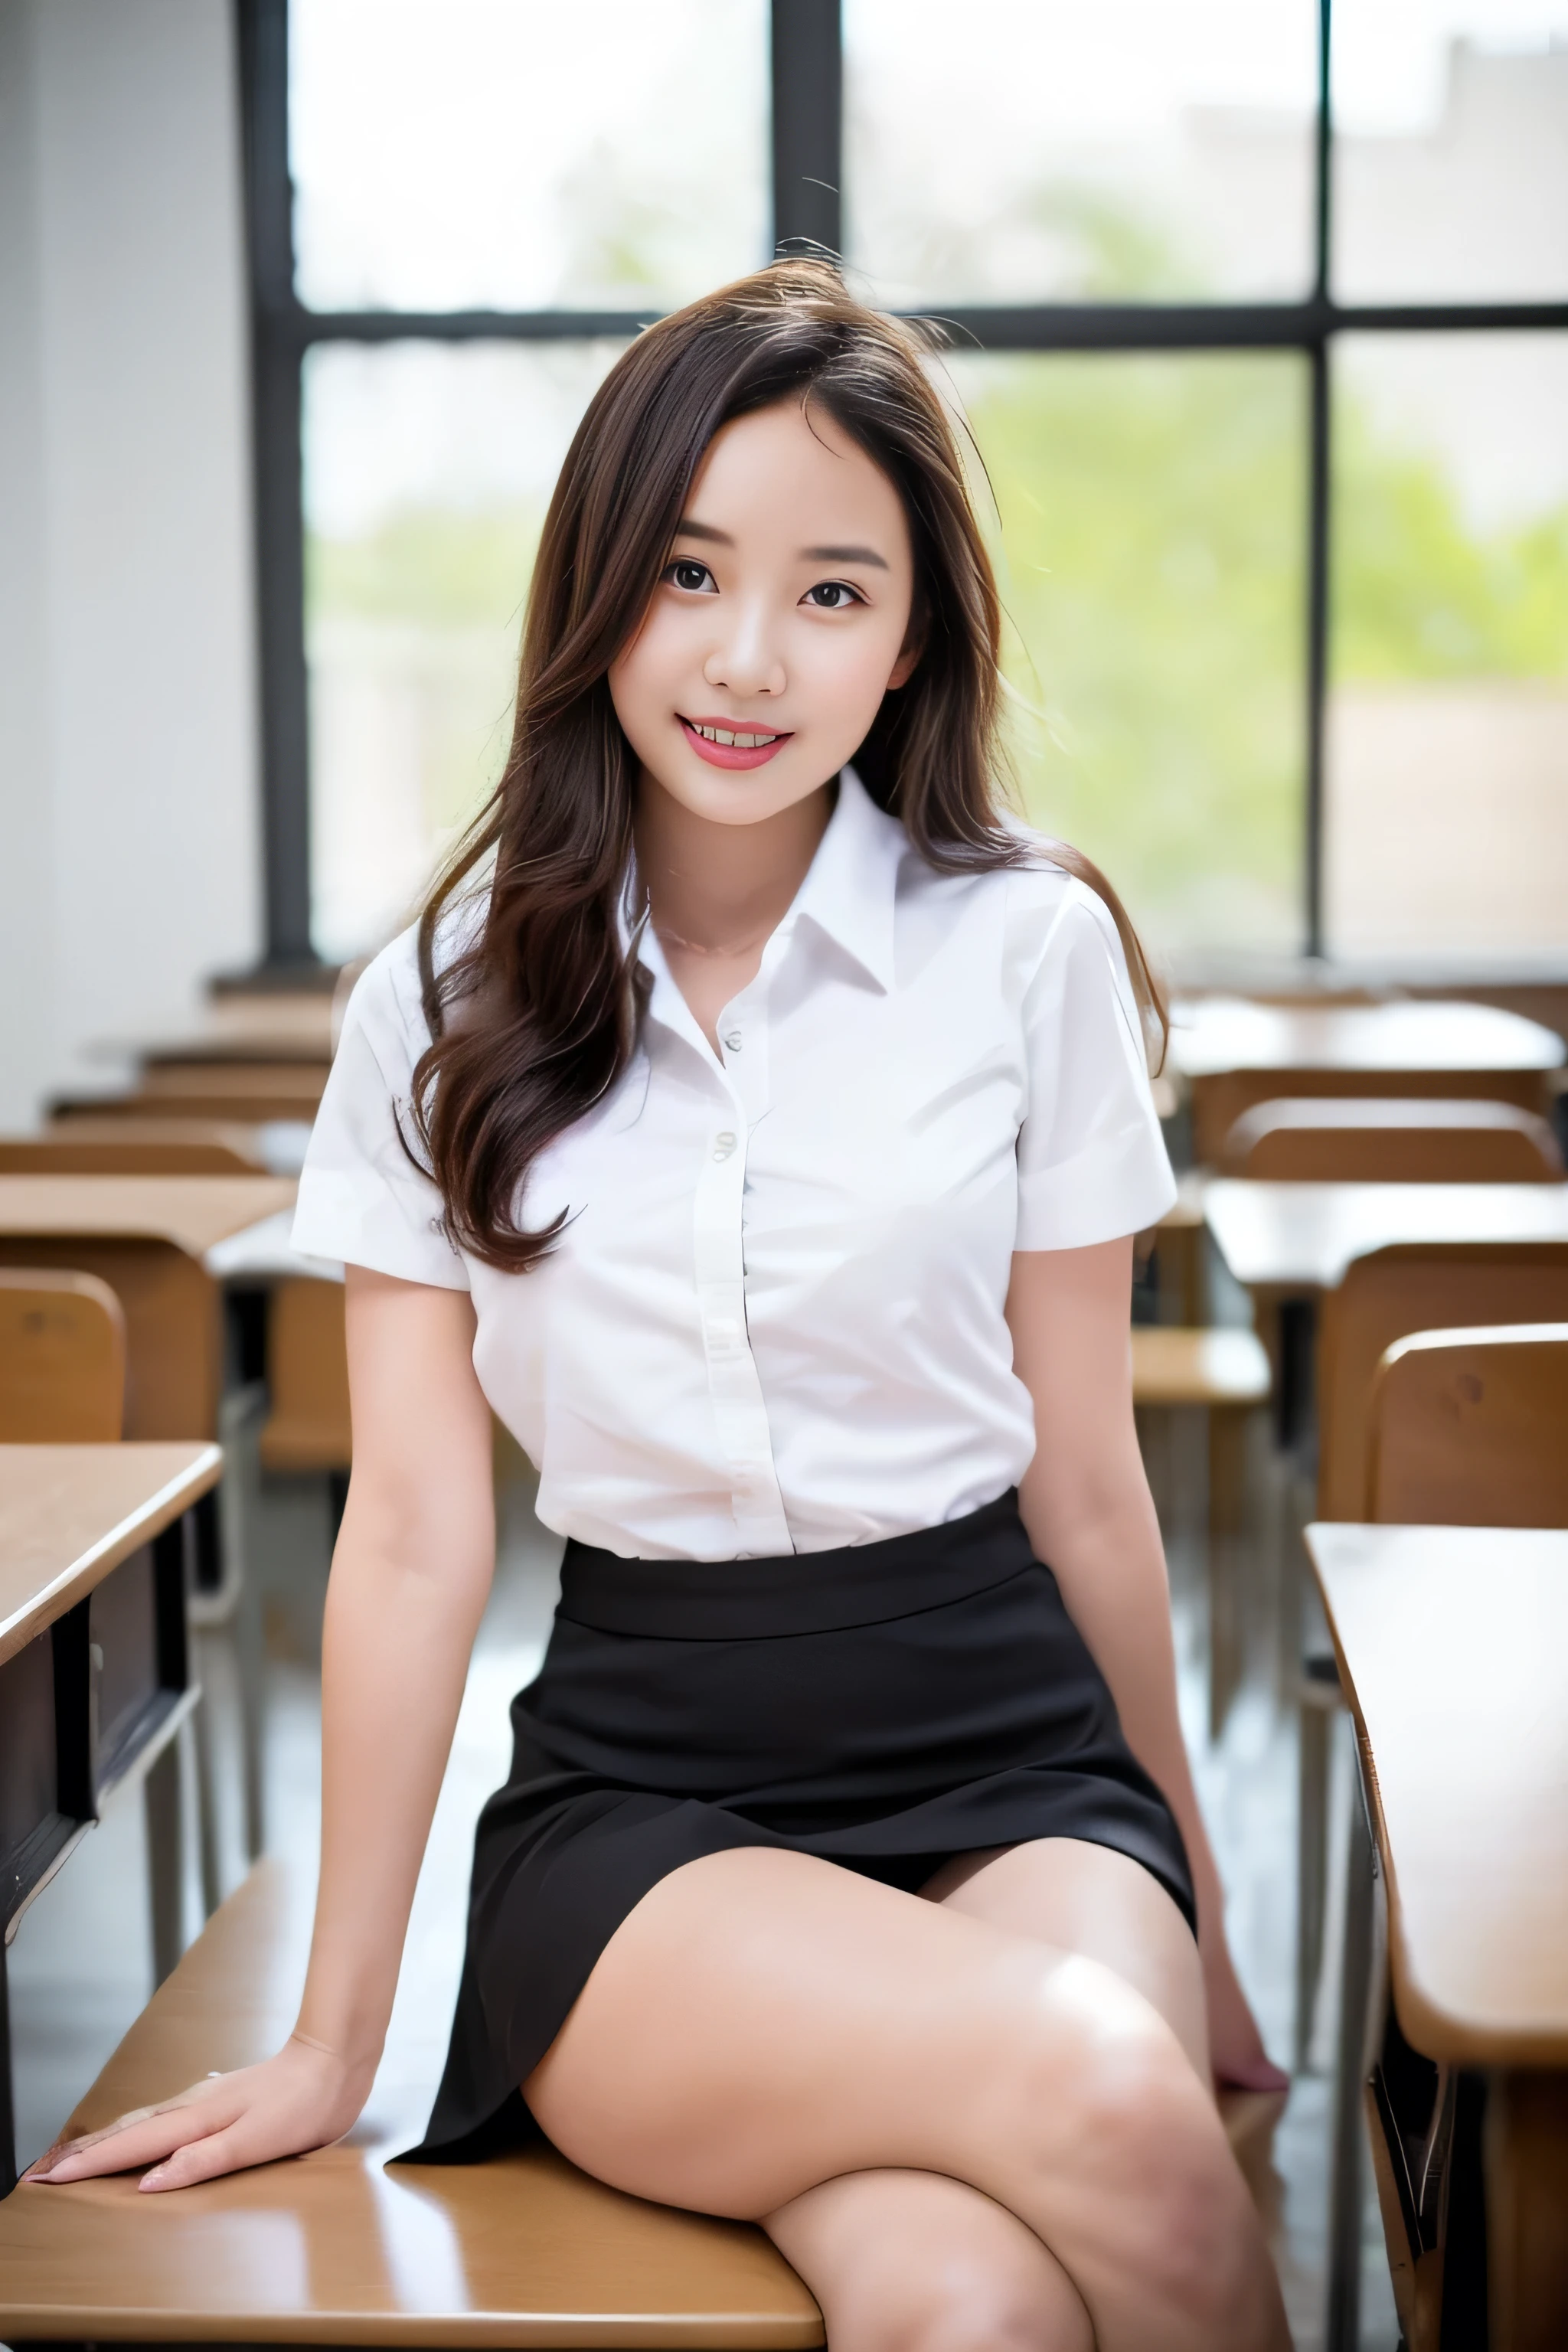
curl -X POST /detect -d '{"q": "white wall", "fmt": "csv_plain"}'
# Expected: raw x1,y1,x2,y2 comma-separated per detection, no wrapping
0,0,262,1127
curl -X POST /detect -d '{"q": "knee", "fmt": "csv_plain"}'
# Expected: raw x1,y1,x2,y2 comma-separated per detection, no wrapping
1024,2019,1263,2340
838,2251,1080,2352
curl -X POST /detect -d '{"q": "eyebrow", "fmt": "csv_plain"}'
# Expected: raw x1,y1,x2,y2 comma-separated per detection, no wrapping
673,518,890,572
800,543,890,570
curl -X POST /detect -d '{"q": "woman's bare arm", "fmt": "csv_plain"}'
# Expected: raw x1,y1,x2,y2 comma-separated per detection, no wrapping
27,1266,496,2190
1006,1239,1285,2091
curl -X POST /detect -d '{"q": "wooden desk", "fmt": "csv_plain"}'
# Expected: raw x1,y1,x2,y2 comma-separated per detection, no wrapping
1204,1181,1568,1449
1168,999,1564,1162
0,1443,221,2194
139,993,337,1066
0,1176,296,1439
0,1853,823,2345
10,1118,312,1177
1204,1179,1568,1296
1308,1524,1568,2352
57,1064,330,1125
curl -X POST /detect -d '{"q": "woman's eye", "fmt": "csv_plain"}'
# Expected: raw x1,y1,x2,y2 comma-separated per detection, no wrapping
804,580,862,610
667,559,716,594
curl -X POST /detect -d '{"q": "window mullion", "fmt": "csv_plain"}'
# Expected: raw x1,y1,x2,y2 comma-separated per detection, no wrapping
770,0,843,260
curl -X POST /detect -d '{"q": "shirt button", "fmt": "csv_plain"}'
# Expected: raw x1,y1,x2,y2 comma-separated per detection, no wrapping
723,1031,743,1053
712,1131,737,1160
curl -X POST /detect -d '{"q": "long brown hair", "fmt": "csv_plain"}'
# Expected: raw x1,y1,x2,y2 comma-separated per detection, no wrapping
411,260,1165,1272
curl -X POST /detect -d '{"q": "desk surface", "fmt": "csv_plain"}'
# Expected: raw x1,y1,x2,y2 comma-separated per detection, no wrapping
1307,1522,1568,2063
109,992,338,1069
0,1442,221,1668
1204,1178,1568,1292
0,1174,297,1259
0,1855,823,2347
1168,997,1564,1080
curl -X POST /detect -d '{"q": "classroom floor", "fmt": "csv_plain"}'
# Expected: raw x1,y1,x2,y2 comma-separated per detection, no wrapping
6,1439,1400,2351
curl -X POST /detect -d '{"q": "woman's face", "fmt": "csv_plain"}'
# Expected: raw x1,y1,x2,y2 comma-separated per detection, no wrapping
609,399,919,828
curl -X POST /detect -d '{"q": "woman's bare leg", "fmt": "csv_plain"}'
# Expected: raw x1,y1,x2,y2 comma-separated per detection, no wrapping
760,1838,1212,2352
766,2166,1093,2352
525,1845,1288,2350
927,1836,1211,2079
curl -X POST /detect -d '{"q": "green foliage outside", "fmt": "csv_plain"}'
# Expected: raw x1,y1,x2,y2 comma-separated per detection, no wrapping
1333,400,1568,684
951,351,1308,951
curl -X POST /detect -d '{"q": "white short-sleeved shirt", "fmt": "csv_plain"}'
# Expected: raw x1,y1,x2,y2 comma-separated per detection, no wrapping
293,767,1175,1560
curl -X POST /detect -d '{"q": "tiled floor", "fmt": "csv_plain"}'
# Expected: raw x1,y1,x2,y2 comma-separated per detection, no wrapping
7,1436,1400,2348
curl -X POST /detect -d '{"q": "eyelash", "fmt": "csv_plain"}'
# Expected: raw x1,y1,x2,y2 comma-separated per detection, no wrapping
662,560,865,610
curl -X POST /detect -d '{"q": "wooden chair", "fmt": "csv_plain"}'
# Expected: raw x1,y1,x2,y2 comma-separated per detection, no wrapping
1138,1173,1209,1326
1131,1325,1270,1736
1297,1243,1568,2062
0,1269,126,1439
1368,1324,1568,1527
1357,1327,1568,2350
1317,1243,1568,1524
1191,1069,1557,1169
260,1276,351,1477
1220,1096,1564,1184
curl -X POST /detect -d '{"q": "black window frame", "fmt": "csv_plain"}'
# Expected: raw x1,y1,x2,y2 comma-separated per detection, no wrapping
238,0,1568,969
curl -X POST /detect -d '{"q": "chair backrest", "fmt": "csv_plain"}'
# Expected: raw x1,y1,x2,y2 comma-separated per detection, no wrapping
0,1267,126,1439
1367,1324,1568,1526
1220,1096,1564,1183
0,1127,262,1174
1316,1241,1568,1518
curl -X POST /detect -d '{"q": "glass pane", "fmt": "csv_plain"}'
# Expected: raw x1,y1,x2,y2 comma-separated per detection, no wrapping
1328,333,1568,960
291,0,768,312
1333,3,1568,301
845,0,1318,305
303,341,626,962
949,353,1307,956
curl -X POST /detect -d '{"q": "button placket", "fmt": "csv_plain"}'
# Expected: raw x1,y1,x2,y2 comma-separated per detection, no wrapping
694,984,787,1553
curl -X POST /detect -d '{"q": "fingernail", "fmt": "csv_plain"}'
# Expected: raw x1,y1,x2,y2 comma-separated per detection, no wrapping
141,2165,168,2190
24,2165,55,2183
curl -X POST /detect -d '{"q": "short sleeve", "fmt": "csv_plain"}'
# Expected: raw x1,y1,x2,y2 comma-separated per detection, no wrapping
291,930,470,1289
1014,880,1177,1250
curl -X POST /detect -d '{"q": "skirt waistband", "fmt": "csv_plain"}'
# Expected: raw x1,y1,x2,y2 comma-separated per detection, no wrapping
557,1490,1033,1640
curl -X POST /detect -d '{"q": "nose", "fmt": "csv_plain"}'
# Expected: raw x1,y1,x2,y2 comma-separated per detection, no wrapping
703,597,786,701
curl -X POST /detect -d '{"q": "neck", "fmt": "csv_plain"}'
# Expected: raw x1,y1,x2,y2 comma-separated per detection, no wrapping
634,773,836,953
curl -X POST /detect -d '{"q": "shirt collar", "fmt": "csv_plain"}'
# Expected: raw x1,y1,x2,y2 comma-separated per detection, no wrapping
782,764,902,995
621,763,904,1001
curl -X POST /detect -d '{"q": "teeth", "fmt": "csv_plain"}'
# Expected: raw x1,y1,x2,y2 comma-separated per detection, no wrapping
693,723,779,749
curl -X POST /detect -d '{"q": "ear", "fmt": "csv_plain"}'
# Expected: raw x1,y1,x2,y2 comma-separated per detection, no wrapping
886,627,924,691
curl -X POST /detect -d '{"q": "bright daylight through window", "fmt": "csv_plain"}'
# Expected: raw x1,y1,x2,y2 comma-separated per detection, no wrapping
278,0,1568,974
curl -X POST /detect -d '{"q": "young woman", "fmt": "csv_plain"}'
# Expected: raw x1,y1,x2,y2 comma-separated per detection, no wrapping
31,263,1289,2349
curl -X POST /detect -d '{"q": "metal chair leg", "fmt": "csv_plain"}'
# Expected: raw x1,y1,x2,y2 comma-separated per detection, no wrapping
1206,1404,1249,1740
190,1674,223,1917
1297,1668,1339,2068
236,1568,266,1860
1327,1756,1379,2352
143,1737,184,1989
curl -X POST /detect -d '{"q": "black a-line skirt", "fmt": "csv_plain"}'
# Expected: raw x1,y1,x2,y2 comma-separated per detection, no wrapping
399,1488,1194,2164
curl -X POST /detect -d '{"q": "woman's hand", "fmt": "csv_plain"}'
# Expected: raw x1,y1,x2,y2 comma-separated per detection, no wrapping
1203,1934,1289,2094
22,2034,373,2194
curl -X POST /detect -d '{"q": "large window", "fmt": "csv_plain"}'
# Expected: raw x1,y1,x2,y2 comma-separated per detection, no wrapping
240,0,1568,970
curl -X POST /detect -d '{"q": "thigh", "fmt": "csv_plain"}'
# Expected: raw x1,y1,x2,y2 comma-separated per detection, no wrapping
764,2166,1093,2352
925,1838,1210,2083
525,1841,1216,2223
524,1845,1282,2350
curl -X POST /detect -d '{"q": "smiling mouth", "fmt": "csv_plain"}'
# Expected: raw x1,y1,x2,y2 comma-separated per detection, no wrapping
678,715,794,770
687,721,784,748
